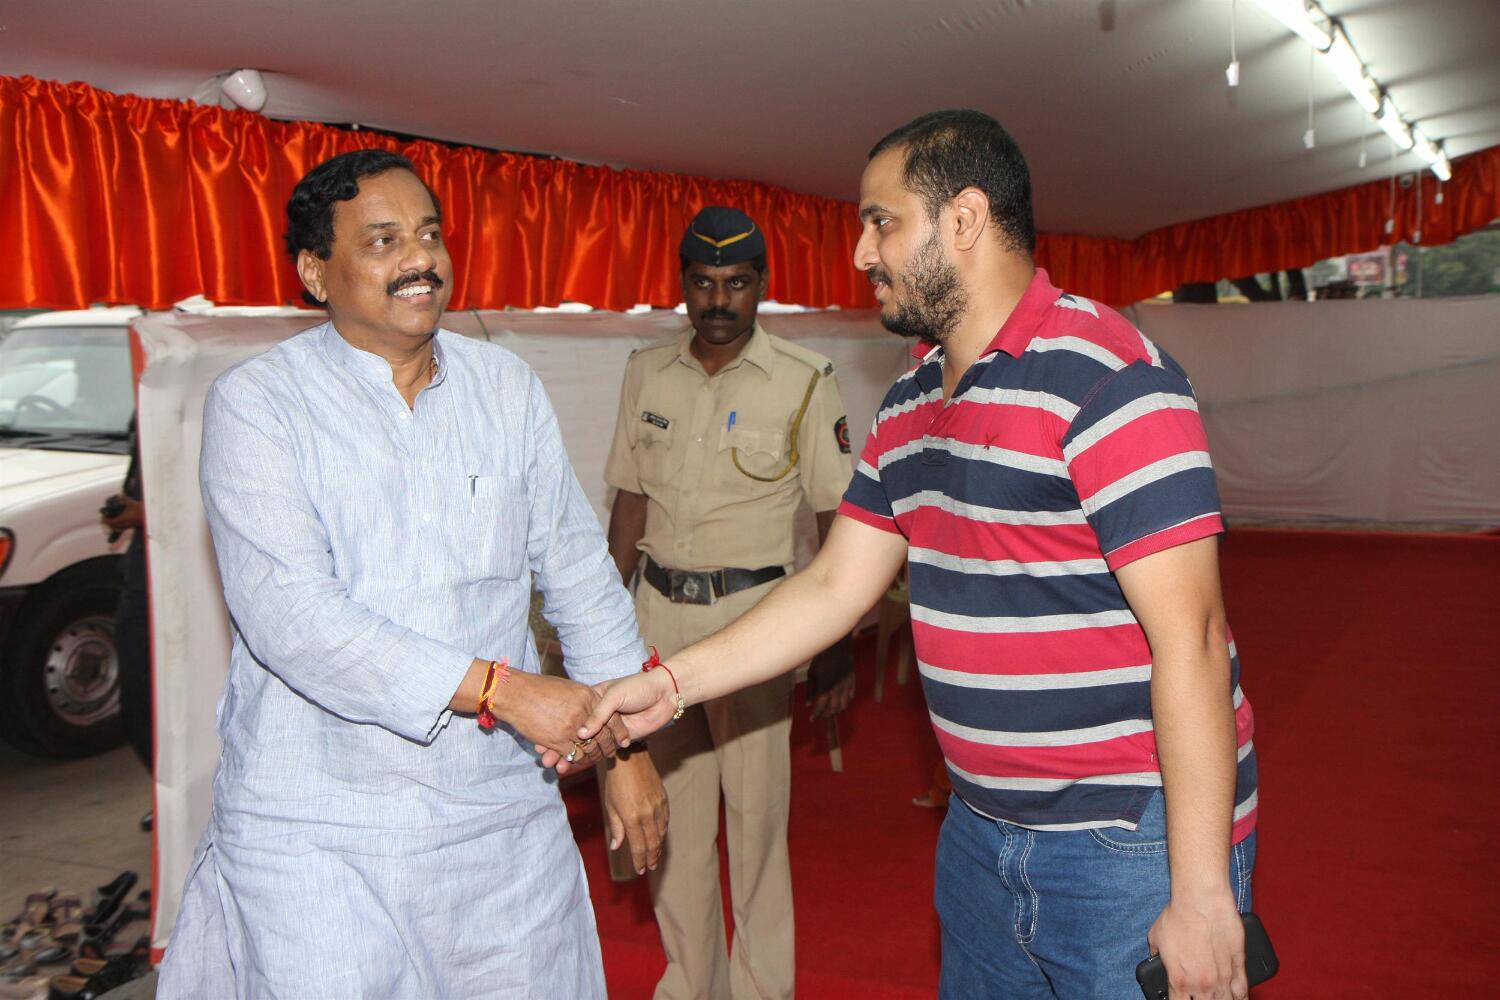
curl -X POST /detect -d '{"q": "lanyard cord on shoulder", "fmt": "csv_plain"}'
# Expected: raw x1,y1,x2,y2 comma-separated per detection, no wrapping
731,368,821,483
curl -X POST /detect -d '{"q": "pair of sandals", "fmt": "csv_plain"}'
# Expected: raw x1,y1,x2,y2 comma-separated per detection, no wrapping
76,874,146,963
0,893,78,965
44,936,150,1000
0,942,148,1000
0,873,142,971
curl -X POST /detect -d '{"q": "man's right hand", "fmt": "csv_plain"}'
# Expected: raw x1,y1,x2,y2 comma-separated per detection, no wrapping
577,669,680,746
494,671,620,764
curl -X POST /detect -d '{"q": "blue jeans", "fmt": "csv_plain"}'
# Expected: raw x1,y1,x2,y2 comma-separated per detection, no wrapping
935,790,1255,1000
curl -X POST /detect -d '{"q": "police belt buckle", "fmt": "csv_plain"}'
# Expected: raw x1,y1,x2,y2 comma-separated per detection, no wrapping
670,569,716,606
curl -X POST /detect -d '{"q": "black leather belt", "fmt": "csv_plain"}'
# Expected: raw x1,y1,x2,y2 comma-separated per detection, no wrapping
642,557,785,606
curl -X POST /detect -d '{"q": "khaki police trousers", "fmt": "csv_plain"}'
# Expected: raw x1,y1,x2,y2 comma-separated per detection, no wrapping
635,572,796,1000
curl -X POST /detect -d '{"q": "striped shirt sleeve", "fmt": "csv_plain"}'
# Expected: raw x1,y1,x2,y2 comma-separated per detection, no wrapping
838,411,900,533
1062,359,1224,570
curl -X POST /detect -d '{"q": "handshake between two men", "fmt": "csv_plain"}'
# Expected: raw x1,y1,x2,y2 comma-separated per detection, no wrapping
450,554,861,878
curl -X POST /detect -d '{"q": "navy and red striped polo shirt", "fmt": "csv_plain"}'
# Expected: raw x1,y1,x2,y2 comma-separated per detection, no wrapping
839,270,1257,840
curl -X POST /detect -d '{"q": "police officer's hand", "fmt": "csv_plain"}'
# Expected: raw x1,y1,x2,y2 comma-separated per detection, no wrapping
602,750,669,875
806,639,855,720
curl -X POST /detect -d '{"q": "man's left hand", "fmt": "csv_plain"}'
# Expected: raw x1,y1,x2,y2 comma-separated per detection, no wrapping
603,750,669,875
806,640,855,719
1146,891,1248,1000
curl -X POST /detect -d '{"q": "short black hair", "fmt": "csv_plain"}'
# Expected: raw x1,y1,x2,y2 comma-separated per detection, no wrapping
679,253,767,276
868,109,1035,255
283,149,439,262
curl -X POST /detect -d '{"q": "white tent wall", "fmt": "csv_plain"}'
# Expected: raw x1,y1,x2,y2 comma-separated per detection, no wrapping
1132,296,1500,525
136,296,1499,951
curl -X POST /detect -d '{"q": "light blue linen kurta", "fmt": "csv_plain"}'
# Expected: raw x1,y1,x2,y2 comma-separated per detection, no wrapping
158,323,644,999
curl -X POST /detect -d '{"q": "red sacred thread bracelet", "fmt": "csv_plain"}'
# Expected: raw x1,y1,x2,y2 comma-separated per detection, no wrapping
476,658,511,730
641,646,677,690
641,646,687,721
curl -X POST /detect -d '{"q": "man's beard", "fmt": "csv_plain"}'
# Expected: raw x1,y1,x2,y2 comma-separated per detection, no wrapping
872,230,967,346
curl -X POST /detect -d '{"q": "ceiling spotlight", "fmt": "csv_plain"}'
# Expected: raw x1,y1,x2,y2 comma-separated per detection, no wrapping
220,69,268,112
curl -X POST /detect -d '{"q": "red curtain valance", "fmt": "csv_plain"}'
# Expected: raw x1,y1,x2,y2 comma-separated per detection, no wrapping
3,75,1498,311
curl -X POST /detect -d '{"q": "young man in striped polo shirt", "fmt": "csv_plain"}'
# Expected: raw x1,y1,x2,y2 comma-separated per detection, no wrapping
582,109,1258,1000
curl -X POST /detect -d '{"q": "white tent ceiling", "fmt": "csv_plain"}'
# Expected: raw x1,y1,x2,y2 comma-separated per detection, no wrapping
4,0,1498,240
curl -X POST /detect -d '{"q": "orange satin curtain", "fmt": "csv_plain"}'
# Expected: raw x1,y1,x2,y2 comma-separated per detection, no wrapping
0,76,871,312
3,74,1498,311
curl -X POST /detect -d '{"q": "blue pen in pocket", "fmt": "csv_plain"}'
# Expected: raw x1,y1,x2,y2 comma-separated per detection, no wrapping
727,411,737,432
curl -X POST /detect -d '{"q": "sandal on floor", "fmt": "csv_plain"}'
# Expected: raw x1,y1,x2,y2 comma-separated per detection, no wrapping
0,975,47,1000
2,893,54,937
44,900,80,948
82,875,135,932
3,894,55,949
75,905,145,962
46,952,143,1000
28,942,70,968
60,962,102,980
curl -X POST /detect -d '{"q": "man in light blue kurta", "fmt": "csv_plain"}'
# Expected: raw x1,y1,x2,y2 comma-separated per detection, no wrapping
159,150,667,999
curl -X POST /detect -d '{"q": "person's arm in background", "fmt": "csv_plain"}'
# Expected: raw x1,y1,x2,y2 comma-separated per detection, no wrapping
799,370,858,719
603,353,650,590
608,490,648,588
806,510,855,718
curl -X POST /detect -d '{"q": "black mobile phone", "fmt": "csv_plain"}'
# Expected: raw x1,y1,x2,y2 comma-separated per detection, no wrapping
1135,912,1278,1000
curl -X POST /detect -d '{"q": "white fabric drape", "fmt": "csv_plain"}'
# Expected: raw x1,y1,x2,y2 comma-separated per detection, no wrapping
1132,295,1500,526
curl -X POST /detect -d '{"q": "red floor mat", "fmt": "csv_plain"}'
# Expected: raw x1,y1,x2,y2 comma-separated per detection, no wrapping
566,528,1500,997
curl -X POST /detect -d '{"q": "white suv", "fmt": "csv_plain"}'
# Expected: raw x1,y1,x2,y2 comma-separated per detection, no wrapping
0,307,138,758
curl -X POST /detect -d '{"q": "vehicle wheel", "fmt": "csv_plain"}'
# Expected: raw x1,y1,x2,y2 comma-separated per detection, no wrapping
0,563,125,759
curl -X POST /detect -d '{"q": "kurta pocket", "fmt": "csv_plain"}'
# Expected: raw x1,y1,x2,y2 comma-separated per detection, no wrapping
446,474,528,580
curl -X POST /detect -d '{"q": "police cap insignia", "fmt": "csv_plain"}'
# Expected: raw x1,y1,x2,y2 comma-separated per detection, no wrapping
834,416,850,454
681,206,766,268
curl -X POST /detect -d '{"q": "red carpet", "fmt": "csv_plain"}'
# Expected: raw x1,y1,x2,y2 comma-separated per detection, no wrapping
565,528,1500,998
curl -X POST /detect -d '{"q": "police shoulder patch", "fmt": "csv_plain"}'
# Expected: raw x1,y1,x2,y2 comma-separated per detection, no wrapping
834,416,850,453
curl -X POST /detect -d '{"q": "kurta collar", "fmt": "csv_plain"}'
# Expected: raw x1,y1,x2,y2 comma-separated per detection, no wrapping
321,322,450,388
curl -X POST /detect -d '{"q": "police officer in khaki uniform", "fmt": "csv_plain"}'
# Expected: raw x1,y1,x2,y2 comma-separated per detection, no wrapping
604,207,856,1000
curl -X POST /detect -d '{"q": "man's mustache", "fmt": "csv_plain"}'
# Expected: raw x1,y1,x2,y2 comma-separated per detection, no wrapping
387,270,445,295
867,267,892,287
701,307,738,321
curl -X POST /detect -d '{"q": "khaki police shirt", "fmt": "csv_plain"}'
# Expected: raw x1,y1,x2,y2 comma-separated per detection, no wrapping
604,323,853,572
